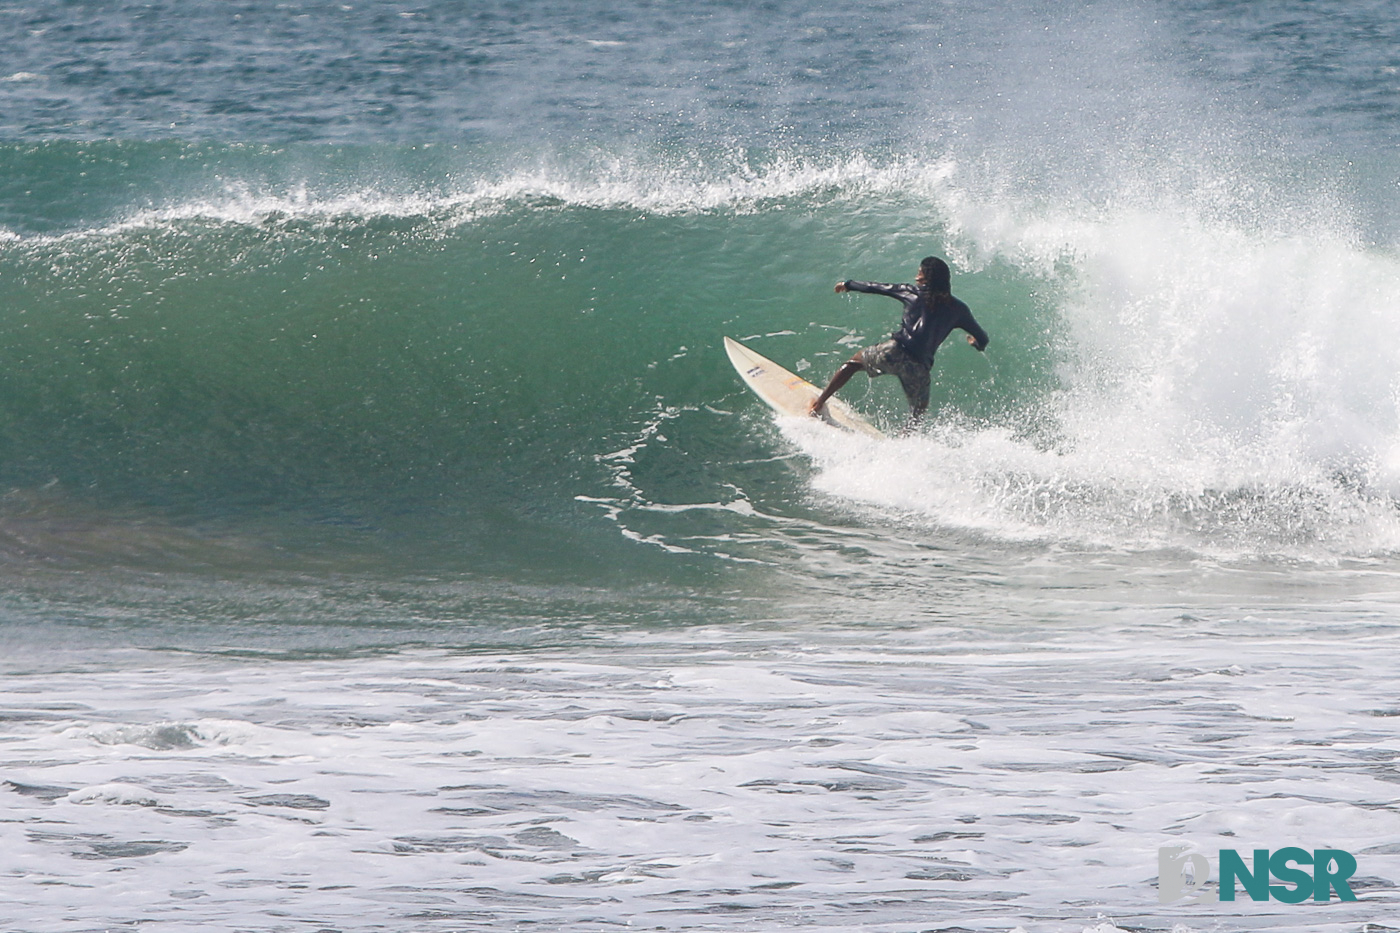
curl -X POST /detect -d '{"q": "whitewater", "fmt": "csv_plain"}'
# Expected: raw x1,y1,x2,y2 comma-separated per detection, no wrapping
3,1,1400,930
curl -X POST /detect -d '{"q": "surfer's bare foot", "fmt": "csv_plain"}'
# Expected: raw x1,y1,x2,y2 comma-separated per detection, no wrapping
807,398,824,417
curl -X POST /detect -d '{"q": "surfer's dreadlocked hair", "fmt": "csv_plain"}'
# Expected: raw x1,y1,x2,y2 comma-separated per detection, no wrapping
920,256,951,294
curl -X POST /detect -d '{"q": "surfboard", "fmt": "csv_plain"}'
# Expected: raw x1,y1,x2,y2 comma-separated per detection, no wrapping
723,336,885,439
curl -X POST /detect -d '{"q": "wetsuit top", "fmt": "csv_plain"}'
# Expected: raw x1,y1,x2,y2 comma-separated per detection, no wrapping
842,280,989,368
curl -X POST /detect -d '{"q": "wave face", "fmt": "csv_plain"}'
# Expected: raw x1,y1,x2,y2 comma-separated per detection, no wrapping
3,1,1400,572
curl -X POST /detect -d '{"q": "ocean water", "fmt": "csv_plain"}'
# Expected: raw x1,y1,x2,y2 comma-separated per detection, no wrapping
3,1,1400,930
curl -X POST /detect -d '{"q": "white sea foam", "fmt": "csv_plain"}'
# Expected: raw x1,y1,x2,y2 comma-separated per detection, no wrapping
67,782,162,807
783,159,1400,559
3,617,1397,932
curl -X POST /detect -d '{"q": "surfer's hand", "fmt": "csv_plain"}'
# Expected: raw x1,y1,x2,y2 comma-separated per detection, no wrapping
834,282,848,293
966,334,979,348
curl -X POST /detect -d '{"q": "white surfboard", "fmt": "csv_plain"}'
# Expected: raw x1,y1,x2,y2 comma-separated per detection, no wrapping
724,336,885,439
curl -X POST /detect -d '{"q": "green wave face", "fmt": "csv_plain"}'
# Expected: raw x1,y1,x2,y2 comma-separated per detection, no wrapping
3,140,1400,571
0,145,1058,565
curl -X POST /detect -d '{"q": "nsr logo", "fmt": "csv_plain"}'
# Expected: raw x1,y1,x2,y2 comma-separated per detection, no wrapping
1159,846,1358,904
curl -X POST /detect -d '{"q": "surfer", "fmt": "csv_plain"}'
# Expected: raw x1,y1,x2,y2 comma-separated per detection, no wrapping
809,256,988,425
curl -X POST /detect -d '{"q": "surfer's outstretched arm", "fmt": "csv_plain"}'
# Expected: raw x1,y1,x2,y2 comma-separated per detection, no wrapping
838,279,907,298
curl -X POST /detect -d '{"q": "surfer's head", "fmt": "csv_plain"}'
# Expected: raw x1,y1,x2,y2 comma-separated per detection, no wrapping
917,256,951,294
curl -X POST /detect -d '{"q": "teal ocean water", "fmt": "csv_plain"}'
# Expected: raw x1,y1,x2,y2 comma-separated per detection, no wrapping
3,2,1400,930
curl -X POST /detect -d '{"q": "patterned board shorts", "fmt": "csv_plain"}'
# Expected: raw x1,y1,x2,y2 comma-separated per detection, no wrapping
857,339,930,410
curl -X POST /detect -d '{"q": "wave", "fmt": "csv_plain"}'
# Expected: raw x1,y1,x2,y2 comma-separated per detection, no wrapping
1,141,1398,563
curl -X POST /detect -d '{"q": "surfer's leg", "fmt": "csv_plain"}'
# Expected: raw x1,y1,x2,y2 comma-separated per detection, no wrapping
809,352,866,415
896,364,931,430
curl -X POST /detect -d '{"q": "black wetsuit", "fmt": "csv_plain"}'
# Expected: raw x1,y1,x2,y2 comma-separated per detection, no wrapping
842,280,989,367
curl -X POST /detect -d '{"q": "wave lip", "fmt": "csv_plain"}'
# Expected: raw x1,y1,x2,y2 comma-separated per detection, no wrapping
0,146,955,244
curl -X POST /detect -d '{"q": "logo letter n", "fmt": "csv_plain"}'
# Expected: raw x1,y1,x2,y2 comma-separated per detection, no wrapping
1219,849,1270,902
